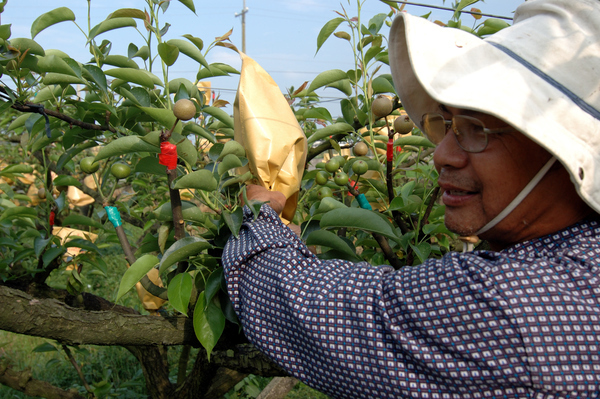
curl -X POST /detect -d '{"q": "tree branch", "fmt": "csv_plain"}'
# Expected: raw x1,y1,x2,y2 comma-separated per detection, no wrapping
0,285,196,346
11,102,116,134
0,360,85,399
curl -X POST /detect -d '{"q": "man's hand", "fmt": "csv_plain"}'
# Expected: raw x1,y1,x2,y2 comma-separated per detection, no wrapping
243,185,286,215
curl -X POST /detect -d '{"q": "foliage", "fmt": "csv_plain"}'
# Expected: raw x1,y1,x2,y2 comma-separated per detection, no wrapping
0,0,510,397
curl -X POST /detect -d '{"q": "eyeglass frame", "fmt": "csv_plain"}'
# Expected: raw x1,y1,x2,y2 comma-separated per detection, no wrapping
420,112,515,153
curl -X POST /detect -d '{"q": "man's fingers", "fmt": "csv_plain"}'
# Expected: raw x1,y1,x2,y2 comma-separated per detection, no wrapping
243,185,286,215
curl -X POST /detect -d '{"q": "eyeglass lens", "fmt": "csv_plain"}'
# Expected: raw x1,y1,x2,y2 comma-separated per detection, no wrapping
421,113,488,153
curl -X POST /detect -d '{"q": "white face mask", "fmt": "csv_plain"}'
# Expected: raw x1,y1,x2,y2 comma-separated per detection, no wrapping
475,156,557,237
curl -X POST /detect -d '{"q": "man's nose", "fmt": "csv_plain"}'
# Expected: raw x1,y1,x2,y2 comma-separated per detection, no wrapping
433,129,469,172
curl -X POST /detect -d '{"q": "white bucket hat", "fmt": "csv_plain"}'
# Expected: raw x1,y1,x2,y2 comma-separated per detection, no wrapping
389,0,600,215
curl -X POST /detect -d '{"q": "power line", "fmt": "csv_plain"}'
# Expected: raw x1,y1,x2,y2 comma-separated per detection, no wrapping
381,0,513,20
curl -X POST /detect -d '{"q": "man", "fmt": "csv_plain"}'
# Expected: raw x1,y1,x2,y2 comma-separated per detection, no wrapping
223,0,600,397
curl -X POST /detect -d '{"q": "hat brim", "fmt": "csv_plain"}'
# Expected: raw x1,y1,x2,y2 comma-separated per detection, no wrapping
389,12,600,213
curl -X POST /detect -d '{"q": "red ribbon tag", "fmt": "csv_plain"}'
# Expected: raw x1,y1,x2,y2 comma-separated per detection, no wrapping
159,142,178,170
386,138,394,162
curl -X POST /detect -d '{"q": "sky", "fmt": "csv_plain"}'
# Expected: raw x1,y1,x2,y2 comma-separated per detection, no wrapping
2,0,524,117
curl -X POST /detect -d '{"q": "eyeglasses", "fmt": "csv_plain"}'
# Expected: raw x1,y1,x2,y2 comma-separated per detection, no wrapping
420,113,514,153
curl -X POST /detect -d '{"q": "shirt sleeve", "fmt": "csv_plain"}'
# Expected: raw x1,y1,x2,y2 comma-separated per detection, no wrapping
222,204,531,398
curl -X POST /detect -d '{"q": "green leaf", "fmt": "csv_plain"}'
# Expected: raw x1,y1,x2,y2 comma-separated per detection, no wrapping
307,69,348,94
325,79,352,97
42,72,84,86
10,38,45,56
168,273,193,316
223,207,243,238
410,242,432,264
453,0,480,19
320,208,399,241
139,130,195,165
102,55,139,69
37,54,77,77
89,17,137,40
182,34,203,51
316,17,345,55
193,291,225,361
0,206,37,222
203,106,234,129
204,268,223,304
152,201,208,224
157,42,179,67
167,39,208,69
94,135,159,162
477,18,511,36
159,237,212,274
393,135,435,148
31,7,76,39
116,255,159,302
105,68,158,89
173,169,218,191
306,230,361,262
138,107,178,128
197,64,237,80
304,107,333,122
133,46,149,61
178,0,196,13
182,123,216,144
53,175,81,187
33,85,75,104
7,114,30,131
0,164,33,175
367,13,387,35
119,87,147,106
62,214,104,229
307,122,354,145
32,342,58,353
56,141,98,171
221,171,253,190
315,197,347,214
43,246,65,267
34,236,51,257
372,75,396,94
217,154,242,175
400,180,416,202
108,8,147,20
134,156,167,176
82,64,107,93
64,238,100,253
0,24,11,41
175,135,198,166
168,78,199,99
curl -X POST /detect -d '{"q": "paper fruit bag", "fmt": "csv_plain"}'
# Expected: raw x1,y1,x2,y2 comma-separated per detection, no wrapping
233,52,307,223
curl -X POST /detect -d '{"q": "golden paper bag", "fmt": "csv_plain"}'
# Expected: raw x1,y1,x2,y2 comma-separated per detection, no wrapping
233,52,307,222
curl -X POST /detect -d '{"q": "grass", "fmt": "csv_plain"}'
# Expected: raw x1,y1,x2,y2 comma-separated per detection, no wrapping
0,249,147,399
0,331,146,399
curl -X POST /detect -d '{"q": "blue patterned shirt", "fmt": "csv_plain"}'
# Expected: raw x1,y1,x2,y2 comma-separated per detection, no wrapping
222,205,600,398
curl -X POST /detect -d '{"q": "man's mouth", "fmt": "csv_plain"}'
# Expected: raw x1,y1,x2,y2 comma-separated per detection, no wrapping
445,189,475,196
438,180,480,207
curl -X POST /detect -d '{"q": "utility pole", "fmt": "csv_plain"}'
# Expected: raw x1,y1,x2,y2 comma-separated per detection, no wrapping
235,0,249,53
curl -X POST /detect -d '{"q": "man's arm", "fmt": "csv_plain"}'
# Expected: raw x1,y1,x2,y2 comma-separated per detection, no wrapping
222,200,529,398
